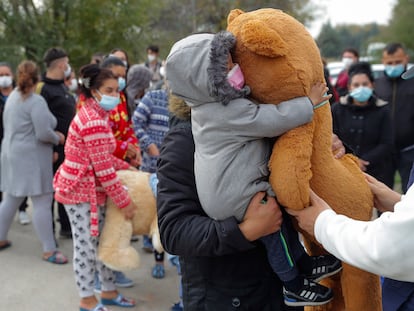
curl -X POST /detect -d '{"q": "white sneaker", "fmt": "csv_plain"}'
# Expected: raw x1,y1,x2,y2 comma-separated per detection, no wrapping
18,211,31,225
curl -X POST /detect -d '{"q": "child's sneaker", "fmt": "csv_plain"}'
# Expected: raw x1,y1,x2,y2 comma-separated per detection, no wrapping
283,279,333,307
305,254,342,282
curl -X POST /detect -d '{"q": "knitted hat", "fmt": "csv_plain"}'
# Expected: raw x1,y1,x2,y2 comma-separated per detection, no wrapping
43,47,68,67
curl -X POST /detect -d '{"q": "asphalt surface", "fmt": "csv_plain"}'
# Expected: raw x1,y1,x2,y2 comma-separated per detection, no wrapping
1,204,181,311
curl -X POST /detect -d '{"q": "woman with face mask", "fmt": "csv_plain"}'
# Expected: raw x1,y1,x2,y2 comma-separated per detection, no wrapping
331,61,394,187
54,64,138,311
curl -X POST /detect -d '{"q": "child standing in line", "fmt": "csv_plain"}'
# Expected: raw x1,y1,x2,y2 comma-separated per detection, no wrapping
54,64,137,311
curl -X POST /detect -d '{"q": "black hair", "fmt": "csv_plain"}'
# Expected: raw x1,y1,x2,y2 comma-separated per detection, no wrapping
342,47,359,59
348,61,374,83
78,64,116,98
384,42,404,55
100,56,126,69
43,47,68,67
147,45,159,53
110,48,129,63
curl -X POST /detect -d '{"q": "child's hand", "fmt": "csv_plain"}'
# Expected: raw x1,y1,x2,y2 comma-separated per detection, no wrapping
309,82,332,106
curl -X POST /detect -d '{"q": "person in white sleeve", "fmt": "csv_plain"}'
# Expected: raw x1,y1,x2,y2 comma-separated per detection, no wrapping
287,172,414,283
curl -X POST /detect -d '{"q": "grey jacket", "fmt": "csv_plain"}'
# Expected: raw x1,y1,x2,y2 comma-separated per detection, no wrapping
1,89,60,196
166,32,314,221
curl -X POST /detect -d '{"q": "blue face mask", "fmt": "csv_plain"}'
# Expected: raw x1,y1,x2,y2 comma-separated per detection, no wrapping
350,86,373,102
118,77,126,91
96,91,120,111
385,64,405,78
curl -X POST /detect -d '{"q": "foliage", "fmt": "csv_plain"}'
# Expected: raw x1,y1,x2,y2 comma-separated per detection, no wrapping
317,21,384,60
317,0,414,62
385,0,414,55
0,0,316,72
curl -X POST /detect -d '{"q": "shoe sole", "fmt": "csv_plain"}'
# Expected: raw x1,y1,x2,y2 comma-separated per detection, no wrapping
284,297,333,307
312,266,343,282
115,282,134,288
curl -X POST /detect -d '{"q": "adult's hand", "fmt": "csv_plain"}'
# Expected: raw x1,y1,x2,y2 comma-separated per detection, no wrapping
147,143,160,157
56,131,65,145
286,190,331,237
239,192,282,241
364,173,401,213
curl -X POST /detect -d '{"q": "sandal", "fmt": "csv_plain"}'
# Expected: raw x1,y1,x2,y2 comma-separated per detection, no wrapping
0,240,11,251
43,250,68,264
80,303,110,311
101,294,135,308
152,264,165,279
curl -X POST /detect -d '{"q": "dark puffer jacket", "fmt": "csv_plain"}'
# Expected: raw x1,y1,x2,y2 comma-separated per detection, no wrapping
157,96,301,311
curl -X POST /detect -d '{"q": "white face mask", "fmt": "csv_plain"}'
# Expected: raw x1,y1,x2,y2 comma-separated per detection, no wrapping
0,76,12,88
64,64,72,79
159,66,166,78
148,54,156,62
342,57,354,68
69,78,78,92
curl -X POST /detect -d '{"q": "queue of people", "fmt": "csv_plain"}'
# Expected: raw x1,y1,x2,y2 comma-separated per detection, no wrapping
0,36,413,311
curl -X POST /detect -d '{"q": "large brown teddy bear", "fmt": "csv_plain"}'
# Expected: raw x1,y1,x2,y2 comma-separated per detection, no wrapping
227,8,381,311
98,170,163,271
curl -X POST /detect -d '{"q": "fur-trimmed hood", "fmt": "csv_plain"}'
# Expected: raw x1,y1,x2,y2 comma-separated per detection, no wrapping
168,93,191,121
166,31,249,107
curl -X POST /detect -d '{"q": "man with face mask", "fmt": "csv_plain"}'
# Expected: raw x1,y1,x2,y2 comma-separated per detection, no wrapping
144,45,164,90
375,42,414,194
40,47,76,239
335,48,359,98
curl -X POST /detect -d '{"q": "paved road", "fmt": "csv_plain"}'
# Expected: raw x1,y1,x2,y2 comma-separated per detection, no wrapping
1,206,180,311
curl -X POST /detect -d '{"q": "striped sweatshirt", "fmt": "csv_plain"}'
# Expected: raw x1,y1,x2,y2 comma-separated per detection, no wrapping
53,97,130,236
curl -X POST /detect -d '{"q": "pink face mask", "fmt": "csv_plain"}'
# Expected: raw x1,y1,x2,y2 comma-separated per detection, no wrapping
227,64,245,90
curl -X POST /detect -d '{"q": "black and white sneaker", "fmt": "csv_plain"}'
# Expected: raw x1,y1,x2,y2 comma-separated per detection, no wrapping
305,254,342,282
283,279,333,307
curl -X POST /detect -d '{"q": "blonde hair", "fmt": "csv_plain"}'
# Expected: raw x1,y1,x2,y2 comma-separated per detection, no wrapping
17,60,39,97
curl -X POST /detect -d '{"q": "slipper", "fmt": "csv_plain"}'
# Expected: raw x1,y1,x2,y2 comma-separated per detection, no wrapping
101,294,135,308
79,303,110,311
152,264,165,279
0,240,11,251
43,250,68,264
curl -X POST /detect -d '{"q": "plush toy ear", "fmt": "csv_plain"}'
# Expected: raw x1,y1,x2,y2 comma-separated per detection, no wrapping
240,20,288,58
227,9,244,25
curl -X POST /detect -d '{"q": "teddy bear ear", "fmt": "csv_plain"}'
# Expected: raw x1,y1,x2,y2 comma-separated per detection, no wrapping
240,20,287,58
227,9,245,25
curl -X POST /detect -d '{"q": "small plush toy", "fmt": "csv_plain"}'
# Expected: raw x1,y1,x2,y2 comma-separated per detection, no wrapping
98,170,162,271
227,8,381,311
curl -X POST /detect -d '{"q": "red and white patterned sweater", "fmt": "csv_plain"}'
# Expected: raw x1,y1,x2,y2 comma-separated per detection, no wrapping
53,97,131,236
